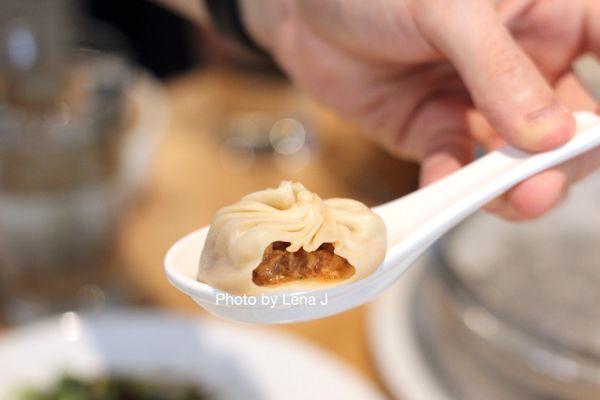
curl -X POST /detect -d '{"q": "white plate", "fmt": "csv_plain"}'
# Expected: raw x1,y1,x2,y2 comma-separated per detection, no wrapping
0,309,385,400
367,258,452,400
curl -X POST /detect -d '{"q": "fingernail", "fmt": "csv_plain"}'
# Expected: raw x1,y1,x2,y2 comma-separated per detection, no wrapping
519,103,575,151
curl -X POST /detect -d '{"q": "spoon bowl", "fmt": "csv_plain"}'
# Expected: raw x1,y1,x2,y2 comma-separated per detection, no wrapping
165,224,420,323
165,111,600,324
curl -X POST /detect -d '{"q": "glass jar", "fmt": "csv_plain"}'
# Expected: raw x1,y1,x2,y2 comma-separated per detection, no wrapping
0,0,166,321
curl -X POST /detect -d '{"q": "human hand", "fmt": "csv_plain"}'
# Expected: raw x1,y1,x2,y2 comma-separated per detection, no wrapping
242,0,600,220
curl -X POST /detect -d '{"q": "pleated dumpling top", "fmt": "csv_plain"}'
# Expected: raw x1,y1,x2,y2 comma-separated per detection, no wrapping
198,181,387,294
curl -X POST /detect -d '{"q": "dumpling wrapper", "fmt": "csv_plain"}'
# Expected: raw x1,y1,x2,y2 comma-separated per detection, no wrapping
198,181,387,294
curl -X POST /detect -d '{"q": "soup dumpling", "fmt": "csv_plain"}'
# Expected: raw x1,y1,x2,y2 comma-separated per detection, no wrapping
198,181,387,294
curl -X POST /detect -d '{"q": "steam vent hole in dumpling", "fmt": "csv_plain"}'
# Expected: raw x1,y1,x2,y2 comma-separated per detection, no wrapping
252,241,356,286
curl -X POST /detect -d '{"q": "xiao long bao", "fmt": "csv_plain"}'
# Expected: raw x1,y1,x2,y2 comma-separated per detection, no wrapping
198,181,387,295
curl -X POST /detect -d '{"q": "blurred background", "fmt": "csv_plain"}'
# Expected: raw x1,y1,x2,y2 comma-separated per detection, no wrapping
1,0,600,399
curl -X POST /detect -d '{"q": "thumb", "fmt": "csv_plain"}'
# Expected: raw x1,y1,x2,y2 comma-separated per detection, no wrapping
415,0,575,152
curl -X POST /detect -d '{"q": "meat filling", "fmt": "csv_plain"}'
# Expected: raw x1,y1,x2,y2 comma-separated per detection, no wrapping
252,241,356,286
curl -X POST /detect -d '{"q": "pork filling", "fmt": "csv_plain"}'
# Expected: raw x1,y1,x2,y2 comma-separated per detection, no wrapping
252,241,356,286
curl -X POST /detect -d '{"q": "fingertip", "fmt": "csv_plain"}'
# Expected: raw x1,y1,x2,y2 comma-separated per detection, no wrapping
484,195,523,221
516,104,576,152
485,202,524,221
505,170,568,220
419,152,464,187
419,134,474,187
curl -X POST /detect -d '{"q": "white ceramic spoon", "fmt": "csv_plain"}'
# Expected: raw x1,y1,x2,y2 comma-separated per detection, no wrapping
165,111,600,324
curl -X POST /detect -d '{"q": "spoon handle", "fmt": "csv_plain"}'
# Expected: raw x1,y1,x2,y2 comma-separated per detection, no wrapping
375,111,600,252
